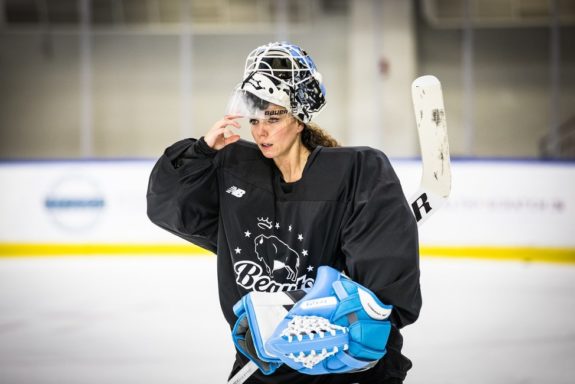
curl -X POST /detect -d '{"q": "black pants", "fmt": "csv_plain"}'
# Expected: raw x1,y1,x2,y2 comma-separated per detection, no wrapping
228,358,407,384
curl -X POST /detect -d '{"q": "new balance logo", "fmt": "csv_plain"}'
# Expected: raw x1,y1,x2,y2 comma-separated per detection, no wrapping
226,186,246,198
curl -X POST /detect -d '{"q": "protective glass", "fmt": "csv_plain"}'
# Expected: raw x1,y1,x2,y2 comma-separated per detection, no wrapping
225,88,285,120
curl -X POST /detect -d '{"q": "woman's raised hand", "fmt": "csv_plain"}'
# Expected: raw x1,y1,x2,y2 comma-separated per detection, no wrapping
204,115,242,150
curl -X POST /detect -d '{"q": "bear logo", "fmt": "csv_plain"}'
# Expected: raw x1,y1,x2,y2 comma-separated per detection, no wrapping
254,234,300,282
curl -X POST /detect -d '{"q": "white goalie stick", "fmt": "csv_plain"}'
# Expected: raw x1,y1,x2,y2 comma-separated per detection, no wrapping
409,75,452,225
228,75,452,384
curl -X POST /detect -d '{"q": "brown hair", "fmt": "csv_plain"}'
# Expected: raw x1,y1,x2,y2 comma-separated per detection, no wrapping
301,122,340,151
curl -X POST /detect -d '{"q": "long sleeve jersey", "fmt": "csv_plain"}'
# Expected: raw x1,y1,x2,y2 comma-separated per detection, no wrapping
147,138,421,383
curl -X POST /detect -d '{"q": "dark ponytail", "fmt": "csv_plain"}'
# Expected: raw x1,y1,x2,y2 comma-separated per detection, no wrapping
301,122,340,151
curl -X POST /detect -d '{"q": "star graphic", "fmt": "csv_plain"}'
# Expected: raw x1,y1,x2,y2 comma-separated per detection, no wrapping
234,247,241,254
244,230,251,238
297,234,304,241
302,249,308,256
275,222,280,229
307,265,314,272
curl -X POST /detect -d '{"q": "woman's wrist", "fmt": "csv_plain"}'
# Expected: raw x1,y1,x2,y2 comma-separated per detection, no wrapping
197,136,218,155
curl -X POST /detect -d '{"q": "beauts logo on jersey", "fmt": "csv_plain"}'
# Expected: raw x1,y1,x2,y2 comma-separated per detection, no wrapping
232,217,315,292
234,261,314,292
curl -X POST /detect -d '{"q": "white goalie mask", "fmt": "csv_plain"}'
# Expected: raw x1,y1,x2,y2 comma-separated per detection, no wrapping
225,42,326,123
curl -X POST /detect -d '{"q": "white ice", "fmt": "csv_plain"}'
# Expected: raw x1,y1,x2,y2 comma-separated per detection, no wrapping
0,256,574,384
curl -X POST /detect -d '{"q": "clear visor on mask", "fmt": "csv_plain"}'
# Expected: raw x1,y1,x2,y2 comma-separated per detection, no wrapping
225,88,286,120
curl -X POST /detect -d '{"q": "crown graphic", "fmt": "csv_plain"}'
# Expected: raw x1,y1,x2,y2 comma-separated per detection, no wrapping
257,217,273,230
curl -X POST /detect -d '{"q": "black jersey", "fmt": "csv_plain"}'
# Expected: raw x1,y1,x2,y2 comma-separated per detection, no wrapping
147,138,421,383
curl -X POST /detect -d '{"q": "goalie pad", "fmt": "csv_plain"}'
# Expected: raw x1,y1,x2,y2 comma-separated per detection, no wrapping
231,288,308,375
265,266,393,375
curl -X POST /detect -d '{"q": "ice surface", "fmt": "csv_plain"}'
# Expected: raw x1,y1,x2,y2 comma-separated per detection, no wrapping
0,255,574,384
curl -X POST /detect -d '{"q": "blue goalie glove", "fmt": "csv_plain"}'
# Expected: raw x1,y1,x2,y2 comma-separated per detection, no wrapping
231,266,393,376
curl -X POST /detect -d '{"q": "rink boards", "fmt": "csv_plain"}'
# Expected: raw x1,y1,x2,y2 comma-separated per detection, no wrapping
0,159,574,262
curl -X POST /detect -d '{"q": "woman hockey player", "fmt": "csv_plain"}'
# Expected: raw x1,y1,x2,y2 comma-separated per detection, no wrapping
147,42,421,384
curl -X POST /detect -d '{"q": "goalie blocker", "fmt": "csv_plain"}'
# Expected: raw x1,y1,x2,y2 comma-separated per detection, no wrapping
232,266,392,376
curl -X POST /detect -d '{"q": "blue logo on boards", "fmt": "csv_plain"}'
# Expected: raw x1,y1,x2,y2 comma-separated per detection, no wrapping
44,175,106,232
45,199,105,209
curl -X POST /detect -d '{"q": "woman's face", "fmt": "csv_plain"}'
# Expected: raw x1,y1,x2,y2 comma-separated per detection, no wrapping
249,104,304,159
